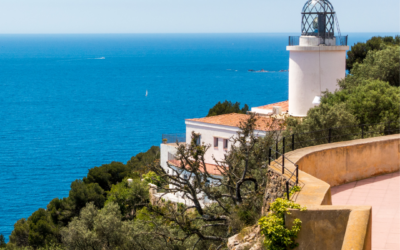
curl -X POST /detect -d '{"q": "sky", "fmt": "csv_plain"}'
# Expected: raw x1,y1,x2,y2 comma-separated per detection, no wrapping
0,0,398,34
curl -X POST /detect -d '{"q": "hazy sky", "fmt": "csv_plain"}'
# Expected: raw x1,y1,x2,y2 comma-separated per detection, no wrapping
0,0,398,34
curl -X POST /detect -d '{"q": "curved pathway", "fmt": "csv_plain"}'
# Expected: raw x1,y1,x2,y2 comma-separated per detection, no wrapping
331,172,400,250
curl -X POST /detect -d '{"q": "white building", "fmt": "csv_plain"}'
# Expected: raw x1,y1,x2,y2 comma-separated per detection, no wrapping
158,0,349,204
161,113,280,172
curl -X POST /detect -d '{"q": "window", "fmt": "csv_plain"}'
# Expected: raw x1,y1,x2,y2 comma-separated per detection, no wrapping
183,174,188,180
214,137,219,148
196,135,201,145
223,139,229,150
205,180,210,187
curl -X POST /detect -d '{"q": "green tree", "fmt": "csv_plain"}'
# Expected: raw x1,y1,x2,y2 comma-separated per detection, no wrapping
127,146,160,175
48,180,106,228
83,162,130,192
61,202,136,250
346,35,400,71
207,100,249,117
105,178,149,219
342,46,400,88
346,80,400,125
68,181,106,214
27,209,59,248
9,219,30,247
0,234,6,248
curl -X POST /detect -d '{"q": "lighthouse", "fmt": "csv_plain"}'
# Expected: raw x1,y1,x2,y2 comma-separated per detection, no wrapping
287,0,349,117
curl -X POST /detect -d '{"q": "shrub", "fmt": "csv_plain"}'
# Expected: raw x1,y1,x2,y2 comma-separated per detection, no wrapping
259,198,306,250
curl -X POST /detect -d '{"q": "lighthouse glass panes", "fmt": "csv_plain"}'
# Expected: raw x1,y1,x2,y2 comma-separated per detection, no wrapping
301,0,335,38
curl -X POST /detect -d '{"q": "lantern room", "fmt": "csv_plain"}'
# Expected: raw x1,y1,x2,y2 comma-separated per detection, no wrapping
301,0,335,38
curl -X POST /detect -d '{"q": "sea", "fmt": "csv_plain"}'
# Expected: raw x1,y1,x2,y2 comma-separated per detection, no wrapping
0,33,396,240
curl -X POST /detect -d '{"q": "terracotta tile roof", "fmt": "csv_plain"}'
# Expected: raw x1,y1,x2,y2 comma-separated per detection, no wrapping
254,100,289,112
186,113,278,132
168,160,224,176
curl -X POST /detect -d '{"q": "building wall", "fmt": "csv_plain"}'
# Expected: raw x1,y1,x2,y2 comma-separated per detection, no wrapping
185,120,267,164
160,143,178,171
287,45,349,117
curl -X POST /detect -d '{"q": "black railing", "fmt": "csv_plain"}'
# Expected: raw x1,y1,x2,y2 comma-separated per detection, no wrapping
288,35,348,46
268,120,399,199
268,147,299,200
162,133,186,144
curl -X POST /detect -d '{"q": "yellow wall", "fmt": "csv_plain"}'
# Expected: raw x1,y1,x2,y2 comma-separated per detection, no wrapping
279,135,400,250
295,135,400,187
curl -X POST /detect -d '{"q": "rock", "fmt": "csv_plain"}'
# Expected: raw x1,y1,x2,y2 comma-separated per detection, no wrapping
248,233,256,240
233,242,252,250
227,234,241,249
249,242,263,250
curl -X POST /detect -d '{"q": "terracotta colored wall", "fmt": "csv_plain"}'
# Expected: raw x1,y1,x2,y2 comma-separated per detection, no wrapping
295,136,400,187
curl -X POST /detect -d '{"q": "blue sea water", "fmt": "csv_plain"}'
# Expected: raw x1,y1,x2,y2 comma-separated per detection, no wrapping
0,33,396,240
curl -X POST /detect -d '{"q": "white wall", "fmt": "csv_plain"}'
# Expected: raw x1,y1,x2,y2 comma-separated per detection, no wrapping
287,45,349,117
160,143,178,171
250,107,272,115
185,120,267,164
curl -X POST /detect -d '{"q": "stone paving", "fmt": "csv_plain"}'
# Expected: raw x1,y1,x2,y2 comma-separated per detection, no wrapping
331,172,400,250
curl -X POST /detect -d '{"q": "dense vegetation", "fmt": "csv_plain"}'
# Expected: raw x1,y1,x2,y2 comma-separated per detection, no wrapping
2,36,398,250
346,35,400,72
207,100,249,117
4,147,159,250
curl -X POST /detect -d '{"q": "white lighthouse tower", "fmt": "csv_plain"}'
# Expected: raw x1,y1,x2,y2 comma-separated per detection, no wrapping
287,0,349,117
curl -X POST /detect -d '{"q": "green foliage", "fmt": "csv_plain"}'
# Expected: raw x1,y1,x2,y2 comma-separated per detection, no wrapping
345,80,400,124
343,46,400,88
258,198,306,250
9,145,160,249
290,186,301,196
285,79,399,145
69,180,106,214
27,209,59,248
0,235,6,248
207,100,249,117
83,162,131,192
61,202,129,250
346,35,400,71
127,146,160,175
105,178,149,219
142,171,162,186
9,219,29,247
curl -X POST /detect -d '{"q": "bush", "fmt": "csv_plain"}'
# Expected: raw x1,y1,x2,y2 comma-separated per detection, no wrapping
259,198,306,250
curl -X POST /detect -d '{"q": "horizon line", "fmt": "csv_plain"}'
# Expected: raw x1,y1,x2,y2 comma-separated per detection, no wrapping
0,32,398,35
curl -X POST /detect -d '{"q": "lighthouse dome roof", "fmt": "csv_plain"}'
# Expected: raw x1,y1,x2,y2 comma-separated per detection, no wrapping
302,0,335,14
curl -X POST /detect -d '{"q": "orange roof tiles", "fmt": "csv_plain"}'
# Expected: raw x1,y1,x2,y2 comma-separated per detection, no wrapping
254,100,289,112
168,160,224,176
186,113,278,132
